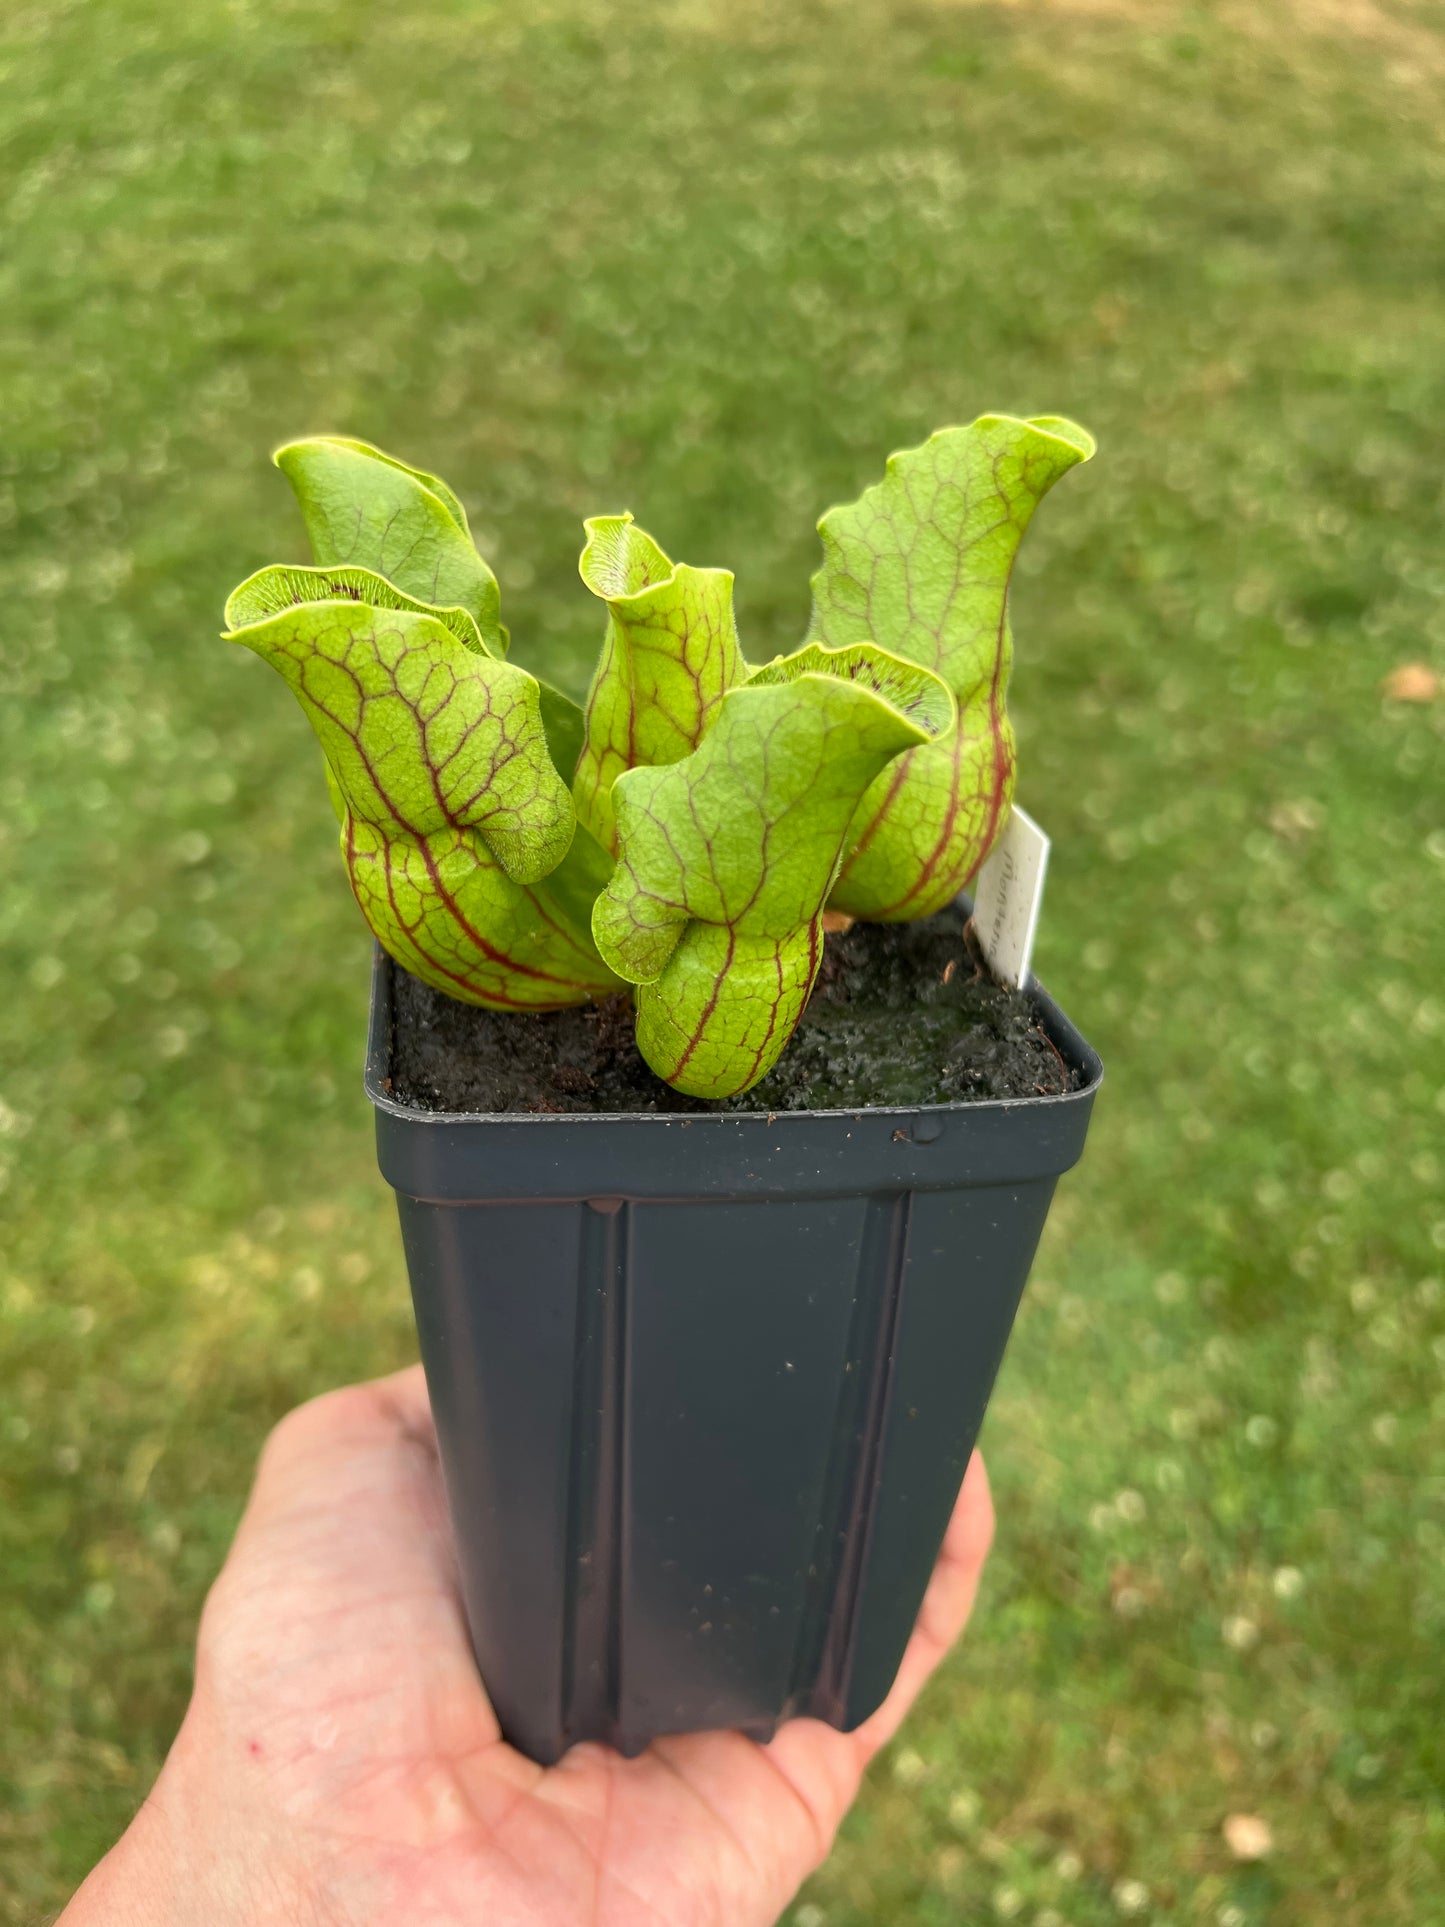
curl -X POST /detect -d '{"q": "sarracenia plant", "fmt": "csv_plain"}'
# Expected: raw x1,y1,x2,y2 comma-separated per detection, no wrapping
224,415,1093,1098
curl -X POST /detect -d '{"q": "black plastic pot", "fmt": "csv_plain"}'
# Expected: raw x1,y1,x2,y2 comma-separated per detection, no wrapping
366,929,1102,1765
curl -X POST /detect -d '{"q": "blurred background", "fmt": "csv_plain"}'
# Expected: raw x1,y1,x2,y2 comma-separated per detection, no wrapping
2,0,1443,1919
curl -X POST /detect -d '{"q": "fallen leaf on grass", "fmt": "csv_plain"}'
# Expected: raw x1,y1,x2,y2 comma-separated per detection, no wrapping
1380,662,1438,702
1223,1812,1274,1860
1269,798,1323,840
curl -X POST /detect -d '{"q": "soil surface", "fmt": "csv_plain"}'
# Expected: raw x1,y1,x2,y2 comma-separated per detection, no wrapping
387,912,1082,1115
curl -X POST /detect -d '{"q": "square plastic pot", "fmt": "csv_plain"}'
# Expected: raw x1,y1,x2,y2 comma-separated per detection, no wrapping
366,930,1102,1765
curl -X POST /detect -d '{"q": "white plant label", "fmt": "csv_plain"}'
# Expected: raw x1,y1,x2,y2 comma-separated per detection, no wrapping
972,804,1049,990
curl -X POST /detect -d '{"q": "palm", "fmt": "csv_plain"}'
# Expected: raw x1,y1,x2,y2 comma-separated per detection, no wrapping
169,1369,992,1927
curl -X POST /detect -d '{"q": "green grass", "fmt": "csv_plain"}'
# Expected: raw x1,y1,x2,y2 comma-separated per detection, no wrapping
2,0,1443,1918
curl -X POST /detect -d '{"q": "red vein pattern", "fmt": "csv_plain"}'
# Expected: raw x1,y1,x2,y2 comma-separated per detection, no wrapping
592,647,951,1098
808,415,1093,921
275,438,506,649
573,516,746,854
228,601,617,1009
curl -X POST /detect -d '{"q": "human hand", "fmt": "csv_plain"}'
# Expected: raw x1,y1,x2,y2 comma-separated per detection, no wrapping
64,1365,993,1927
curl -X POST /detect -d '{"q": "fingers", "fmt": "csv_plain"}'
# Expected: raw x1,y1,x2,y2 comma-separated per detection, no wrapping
535,1470,993,1927
849,1450,994,1758
761,1451,994,1855
250,1363,434,1497
195,1362,495,1751
227,1364,431,1538
211,1362,457,1621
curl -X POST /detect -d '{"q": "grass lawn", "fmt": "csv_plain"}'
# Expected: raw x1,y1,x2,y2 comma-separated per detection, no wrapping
2,0,1443,1919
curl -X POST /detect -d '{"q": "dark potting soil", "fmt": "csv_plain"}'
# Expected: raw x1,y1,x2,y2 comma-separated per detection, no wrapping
386,911,1081,1115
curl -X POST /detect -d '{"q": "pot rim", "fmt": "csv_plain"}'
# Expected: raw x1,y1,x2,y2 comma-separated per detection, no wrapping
364,900,1103,1130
